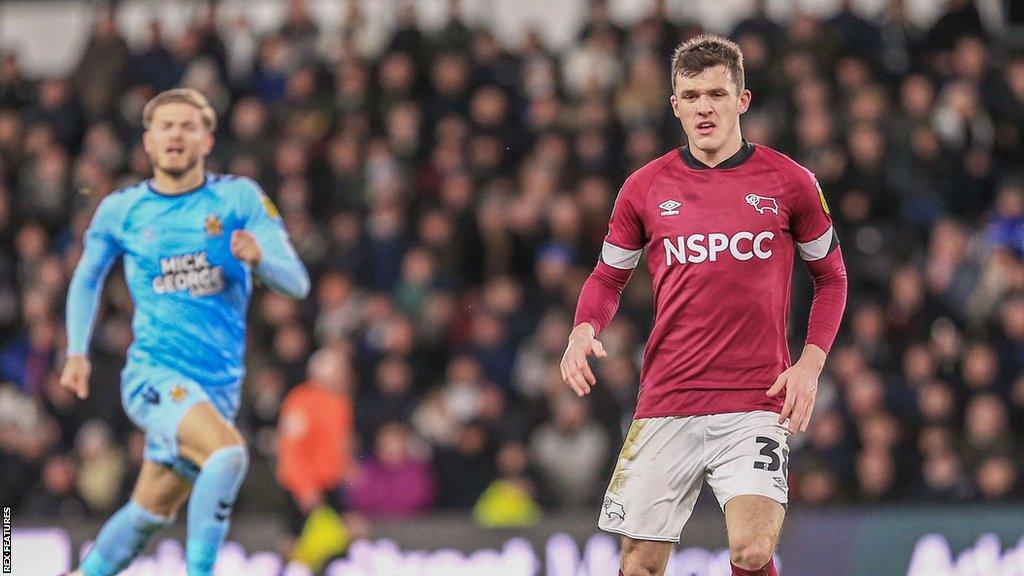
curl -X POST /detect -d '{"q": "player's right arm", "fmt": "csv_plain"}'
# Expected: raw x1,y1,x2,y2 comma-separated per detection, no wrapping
236,181,311,299
62,195,125,399
561,173,646,396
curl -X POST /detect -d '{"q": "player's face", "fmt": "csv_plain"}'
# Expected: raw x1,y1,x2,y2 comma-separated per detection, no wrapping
670,65,751,156
143,102,213,178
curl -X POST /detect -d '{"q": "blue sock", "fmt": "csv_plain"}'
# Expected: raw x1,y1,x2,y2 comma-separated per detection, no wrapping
186,445,249,575
79,501,171,576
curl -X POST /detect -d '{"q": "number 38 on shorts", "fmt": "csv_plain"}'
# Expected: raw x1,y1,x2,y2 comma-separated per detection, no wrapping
598,411,790,543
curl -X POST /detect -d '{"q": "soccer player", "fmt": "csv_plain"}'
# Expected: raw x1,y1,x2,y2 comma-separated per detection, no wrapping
61,88,310,576
560,35,847,576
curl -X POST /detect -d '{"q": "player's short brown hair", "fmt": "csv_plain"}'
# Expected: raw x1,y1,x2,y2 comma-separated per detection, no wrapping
671,34,744,94
142,88,217,132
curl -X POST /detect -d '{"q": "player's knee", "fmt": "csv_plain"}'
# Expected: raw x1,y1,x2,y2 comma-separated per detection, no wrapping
730,537,775,571
202,444,249,478
131,501,174,530
136,498,179,520
181,417,245,466
219,426,245,450
620,558,664,576
620,544,667,576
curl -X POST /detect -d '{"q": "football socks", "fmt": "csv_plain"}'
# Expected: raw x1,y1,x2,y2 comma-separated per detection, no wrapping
78,501,171,576
185,445,249,575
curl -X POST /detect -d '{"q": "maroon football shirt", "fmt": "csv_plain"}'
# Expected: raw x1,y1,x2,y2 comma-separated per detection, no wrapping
587,141,839,418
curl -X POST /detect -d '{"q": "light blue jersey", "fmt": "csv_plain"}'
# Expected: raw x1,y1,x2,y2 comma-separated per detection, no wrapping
66,173,309,472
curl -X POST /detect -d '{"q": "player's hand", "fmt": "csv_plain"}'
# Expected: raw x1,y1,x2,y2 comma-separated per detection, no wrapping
560,322,607,397
230,230,262,266
60,355,91,400
767,345,826,433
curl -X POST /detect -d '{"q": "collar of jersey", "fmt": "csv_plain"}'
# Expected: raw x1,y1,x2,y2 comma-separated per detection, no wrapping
678,139,755,170
147,174,209,197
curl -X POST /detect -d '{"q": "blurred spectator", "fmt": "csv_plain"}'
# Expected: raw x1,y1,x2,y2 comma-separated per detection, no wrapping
919,447,974,501
855,446,898,501
793,457,840,505
0,53,33,110
433,420,496,509
1,316,58,396
130,21,183,93
529,393,610,508
72,10,131,120
346,422,435,519
924,0,986,67
243,365,287,460
277,346,356,537
355,354,417,440
73,420,127,514
20,454,85,517
0,384,59,508
974,454,1020,501
473,440,542,528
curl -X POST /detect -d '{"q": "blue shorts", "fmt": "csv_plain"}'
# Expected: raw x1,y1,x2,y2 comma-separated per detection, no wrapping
122,363,241,482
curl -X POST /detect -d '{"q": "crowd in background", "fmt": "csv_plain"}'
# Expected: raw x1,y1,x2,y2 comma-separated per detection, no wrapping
2,0,1024,538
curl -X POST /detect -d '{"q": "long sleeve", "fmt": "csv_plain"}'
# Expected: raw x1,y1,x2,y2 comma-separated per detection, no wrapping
243,185,310,299
574,261,634,336
574,171,647,335
804,246,848,354
66,198,124,356
788,167,847,354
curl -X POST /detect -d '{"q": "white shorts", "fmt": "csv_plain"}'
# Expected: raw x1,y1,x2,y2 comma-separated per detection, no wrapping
599,411,790,542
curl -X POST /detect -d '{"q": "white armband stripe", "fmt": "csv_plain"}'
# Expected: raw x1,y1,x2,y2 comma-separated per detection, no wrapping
796,226,835,261
602,241,643,269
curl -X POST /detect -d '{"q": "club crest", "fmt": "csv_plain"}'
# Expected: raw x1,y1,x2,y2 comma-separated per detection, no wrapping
170,385,188,403
204,214,223,237
745,194,779,215
603,497,625,520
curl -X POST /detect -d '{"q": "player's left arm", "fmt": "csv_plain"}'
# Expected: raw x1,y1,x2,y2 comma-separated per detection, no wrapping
233,182,311,299
767,170,848,433
62,195,126,399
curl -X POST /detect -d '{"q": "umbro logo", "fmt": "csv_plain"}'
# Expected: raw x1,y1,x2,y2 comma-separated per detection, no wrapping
659,200,681,216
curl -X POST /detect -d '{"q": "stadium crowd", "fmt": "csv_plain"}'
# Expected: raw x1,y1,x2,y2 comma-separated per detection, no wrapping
2,0,1024,538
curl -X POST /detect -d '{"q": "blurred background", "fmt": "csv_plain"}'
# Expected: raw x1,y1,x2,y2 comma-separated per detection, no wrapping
2,0,1024,574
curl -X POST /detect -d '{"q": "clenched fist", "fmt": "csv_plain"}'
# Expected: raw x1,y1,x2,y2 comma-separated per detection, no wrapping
60,355,91,400
230,230,262,266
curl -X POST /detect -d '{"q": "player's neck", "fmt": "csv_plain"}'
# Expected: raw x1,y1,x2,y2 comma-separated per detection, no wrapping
690,132,743,168
151,167,206,195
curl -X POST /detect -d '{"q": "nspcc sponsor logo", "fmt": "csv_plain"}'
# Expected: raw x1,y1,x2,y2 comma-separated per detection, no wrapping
663,231,775,265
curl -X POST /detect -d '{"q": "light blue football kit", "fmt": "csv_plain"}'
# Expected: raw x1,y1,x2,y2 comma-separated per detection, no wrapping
66,173,309,575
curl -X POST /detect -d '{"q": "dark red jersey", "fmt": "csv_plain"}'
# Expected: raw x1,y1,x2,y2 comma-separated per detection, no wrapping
576,141,845,418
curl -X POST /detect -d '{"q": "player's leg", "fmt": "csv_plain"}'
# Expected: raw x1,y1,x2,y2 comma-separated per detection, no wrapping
177,399,248,576
724,495,784,575
619,537,673,576
132,459,194,519
72,365,199,576
598,417,707,576
704,411,790,576
72,461,191,576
